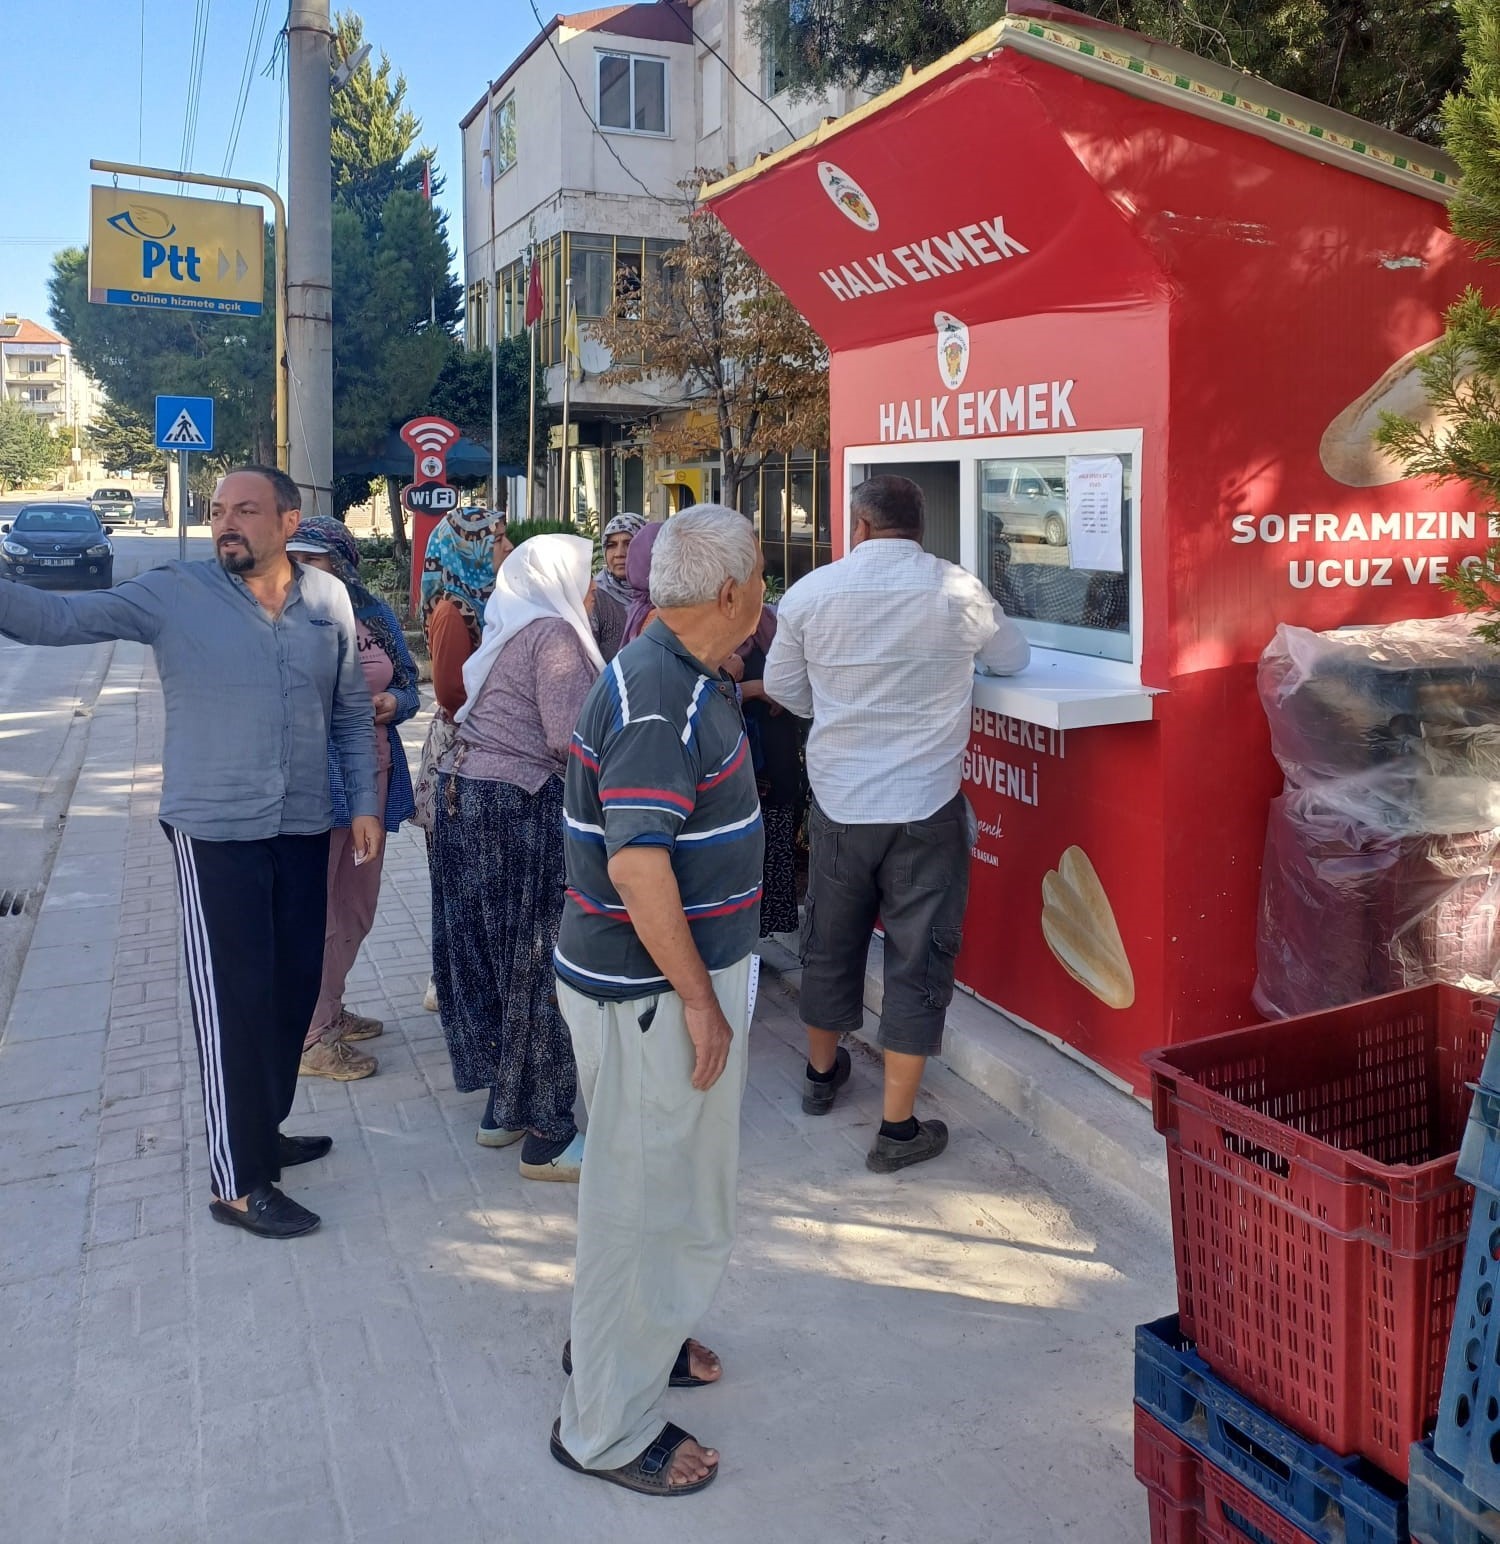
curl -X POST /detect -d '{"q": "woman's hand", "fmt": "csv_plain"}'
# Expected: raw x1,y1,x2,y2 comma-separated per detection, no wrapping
372,692,398,725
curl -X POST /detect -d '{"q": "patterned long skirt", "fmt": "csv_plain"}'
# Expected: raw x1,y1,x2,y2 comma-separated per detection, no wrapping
760,804,800,936
431,772,577,1139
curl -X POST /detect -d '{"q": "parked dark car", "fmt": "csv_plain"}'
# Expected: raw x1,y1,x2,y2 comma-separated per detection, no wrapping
0,504,114,589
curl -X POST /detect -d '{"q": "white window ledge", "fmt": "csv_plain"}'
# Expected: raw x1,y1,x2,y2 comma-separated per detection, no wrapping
973,659,1159,730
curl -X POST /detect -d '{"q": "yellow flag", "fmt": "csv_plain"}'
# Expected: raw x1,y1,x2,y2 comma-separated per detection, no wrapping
563,302,583,382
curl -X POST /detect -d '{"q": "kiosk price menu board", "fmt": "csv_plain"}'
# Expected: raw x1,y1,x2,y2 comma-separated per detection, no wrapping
705,7,1489,1088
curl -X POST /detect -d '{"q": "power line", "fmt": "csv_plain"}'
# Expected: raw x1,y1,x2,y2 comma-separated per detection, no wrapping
178,0,213,184
221,0,276,187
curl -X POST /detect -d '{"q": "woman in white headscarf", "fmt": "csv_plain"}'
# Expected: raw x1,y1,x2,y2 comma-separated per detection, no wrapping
432,535,603,1180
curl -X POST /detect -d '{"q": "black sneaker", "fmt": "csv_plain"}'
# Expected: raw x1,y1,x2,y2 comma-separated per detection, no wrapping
278,1132,332,1167
209,1183,321,1239
801,1045,852,1115
866,1118,949,1174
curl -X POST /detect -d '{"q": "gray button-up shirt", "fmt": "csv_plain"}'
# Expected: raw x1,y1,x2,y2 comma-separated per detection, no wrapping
0,558,378,842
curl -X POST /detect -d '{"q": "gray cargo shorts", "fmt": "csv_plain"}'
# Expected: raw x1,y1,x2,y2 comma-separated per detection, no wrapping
799,791,972,1057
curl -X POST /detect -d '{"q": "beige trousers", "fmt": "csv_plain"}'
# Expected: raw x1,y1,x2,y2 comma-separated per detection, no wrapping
557,954,756,1471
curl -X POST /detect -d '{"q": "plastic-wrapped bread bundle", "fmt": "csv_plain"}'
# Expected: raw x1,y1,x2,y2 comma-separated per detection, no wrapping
1254,617,1500,1016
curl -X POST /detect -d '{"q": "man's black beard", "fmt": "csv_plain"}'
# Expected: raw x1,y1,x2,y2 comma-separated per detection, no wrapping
217,545,254,574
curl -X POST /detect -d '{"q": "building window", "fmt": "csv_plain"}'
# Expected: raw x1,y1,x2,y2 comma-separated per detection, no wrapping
26,357,49,374
492,95,517,177
597,51,668,135
24,387,52,403
761,26,790,99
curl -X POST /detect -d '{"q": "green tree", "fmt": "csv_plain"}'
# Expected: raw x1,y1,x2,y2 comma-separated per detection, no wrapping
1376,0,1500,635
750,0,1463,141
0,401,67,491
331,11,462,330
428,334,549,472
88,400,167,477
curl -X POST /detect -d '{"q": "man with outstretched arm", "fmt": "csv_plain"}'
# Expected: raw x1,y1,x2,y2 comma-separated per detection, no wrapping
550,504,766,1497
0,465,381,1238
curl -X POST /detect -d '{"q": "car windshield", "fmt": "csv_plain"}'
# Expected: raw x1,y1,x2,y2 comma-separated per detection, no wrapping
92,489,130,500
15,508,103,533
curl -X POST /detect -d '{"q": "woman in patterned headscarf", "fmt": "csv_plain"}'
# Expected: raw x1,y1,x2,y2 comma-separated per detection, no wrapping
588,512,646,663
422,508,513,715
283,516,420,1082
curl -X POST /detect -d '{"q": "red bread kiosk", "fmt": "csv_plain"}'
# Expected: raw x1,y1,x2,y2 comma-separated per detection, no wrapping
704,4,1490,1090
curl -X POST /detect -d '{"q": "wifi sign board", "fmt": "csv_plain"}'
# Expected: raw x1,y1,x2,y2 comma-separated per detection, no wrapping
399,416,461,514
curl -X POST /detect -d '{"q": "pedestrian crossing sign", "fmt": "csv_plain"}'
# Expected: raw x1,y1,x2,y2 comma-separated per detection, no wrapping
154,394,214,452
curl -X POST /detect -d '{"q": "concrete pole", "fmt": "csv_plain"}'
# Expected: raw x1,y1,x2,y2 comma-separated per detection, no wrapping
287,1,334,516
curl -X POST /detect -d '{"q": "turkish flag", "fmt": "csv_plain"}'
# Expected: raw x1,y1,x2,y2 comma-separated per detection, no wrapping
524,255,543,327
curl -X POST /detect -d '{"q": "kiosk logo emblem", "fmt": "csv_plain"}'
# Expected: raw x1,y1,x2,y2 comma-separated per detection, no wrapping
817,162,879,231
935,311,970,389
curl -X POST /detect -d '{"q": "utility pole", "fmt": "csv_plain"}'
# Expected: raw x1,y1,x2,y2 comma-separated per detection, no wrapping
287,1,334,516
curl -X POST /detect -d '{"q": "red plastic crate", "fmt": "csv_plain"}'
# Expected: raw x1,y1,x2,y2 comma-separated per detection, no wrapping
1137,1404,1319,1544
1143,984,1494,1481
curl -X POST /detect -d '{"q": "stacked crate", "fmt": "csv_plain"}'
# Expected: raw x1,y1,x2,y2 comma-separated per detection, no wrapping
1411,1036,1500,1543
1135,984,1496,1543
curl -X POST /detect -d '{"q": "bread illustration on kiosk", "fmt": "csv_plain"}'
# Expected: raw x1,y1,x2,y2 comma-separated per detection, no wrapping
1041,846,1135,1009
1320,340,1474,487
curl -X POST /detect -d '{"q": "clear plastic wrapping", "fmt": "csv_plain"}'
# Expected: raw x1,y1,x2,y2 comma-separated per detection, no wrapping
1254,617,1500,1016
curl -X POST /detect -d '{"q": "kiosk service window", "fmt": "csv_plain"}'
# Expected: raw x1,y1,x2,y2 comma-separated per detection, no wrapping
848,429,1145,687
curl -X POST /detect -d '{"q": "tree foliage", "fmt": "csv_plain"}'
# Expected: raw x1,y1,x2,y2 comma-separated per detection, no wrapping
88,401,166,476
428,334,549,473
1374,0,1500,632
749,0,1463,142
0,400,68,492
589,175,829,505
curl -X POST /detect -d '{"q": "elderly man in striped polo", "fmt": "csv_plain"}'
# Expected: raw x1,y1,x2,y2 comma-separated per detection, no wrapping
548,504,766,1499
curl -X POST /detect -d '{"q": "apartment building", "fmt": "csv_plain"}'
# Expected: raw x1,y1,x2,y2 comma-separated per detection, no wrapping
0,316,102,443
459,0,861,579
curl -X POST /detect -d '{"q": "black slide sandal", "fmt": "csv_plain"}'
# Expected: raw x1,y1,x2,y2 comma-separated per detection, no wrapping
550,1418,719,1496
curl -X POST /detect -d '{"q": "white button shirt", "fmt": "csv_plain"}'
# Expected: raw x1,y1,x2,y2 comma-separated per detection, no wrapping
765,538,1030,824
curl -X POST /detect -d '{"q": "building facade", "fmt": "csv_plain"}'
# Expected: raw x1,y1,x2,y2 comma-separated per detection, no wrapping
459,0,858,579
0,317,102,447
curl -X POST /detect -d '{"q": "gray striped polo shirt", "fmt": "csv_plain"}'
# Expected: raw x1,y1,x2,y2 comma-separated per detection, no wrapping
555,619,764,1003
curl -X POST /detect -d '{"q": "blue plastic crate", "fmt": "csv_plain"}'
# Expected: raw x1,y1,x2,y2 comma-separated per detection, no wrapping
1410,1438,1500,1544
1135,1317,1407,1544
1434,1180,1500,1490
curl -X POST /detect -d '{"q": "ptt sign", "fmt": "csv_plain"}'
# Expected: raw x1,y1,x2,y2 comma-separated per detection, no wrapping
87,187,264,316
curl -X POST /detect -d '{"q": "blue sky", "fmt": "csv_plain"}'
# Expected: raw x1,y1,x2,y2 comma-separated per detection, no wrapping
3,1,536,329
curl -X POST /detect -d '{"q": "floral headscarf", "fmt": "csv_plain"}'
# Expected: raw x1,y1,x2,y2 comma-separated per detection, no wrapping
420,507,501,647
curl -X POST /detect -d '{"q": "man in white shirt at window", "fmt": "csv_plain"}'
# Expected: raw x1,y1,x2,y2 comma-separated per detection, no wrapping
764,474,1030,1172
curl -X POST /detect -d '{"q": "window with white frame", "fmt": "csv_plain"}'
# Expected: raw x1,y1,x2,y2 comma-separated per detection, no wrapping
848,429,1143,669
492,95,517,177
597,51,668,134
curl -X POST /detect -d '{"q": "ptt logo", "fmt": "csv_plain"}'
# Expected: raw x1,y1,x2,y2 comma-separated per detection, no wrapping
107,204,202,284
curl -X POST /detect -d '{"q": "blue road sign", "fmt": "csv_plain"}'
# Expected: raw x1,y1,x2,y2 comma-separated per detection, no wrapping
155,395,214,452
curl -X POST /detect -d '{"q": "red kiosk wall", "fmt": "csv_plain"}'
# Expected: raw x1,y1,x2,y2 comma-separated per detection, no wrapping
831,306,1174,1085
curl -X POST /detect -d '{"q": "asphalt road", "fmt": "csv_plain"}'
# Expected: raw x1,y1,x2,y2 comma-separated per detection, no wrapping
0,493,212,1025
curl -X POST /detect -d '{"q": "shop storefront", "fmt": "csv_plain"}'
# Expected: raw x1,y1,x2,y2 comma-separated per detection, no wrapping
706,5,1489,1089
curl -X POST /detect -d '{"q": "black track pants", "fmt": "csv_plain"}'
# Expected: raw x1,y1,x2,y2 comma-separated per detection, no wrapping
164,824,331,1199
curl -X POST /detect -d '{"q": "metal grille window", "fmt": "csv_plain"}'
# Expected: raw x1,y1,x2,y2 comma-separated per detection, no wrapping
597,51,668,134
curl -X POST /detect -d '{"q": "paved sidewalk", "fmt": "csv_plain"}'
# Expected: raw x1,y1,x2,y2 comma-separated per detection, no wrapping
1,649,1176,1544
